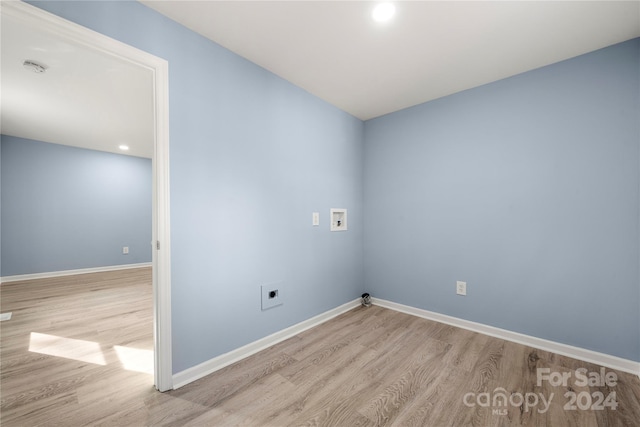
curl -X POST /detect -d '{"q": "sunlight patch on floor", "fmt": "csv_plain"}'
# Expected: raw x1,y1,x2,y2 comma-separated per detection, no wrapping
28,332,153,374
114,345,154,374
29,332,107,365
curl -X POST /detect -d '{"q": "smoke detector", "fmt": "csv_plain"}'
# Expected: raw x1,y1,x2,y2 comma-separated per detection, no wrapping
23,60,47,74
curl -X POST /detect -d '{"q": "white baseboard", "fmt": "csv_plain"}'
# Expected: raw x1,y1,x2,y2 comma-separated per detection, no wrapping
172,298,361,389
374,298,640,377
0,263,152,284
172,296,639,390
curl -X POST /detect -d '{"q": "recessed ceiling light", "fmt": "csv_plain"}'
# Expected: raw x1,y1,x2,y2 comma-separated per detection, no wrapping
119,144,130,151
372,3,395,23
23,60,47,74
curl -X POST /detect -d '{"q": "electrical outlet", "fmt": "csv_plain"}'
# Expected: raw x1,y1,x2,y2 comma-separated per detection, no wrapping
122,246,129,255
456,281,466,296
261,284,283,310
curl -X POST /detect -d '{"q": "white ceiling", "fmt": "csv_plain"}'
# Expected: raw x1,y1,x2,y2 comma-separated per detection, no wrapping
2,1,638,158
1,10,154,158
142,0,640,120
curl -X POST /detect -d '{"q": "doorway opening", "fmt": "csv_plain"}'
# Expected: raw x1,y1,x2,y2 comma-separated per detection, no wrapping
1,2,172,391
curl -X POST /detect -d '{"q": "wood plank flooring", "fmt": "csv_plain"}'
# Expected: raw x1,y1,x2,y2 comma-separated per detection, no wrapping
1,268,154,426
2,268,639,426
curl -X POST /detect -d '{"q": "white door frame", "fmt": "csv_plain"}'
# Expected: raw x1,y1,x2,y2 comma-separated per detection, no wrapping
2,1,173,391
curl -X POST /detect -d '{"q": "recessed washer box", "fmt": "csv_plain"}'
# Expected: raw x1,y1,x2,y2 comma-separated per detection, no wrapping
261,283,283,310
330,208,347,231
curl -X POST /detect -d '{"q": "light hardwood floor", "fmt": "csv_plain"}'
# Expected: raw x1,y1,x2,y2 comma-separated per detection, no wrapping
1,268,639,426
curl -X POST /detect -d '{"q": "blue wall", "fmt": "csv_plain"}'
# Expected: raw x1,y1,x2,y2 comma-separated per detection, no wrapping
25,0,638,372
28,1,365,373
1,135,152,276
364,39,640,362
